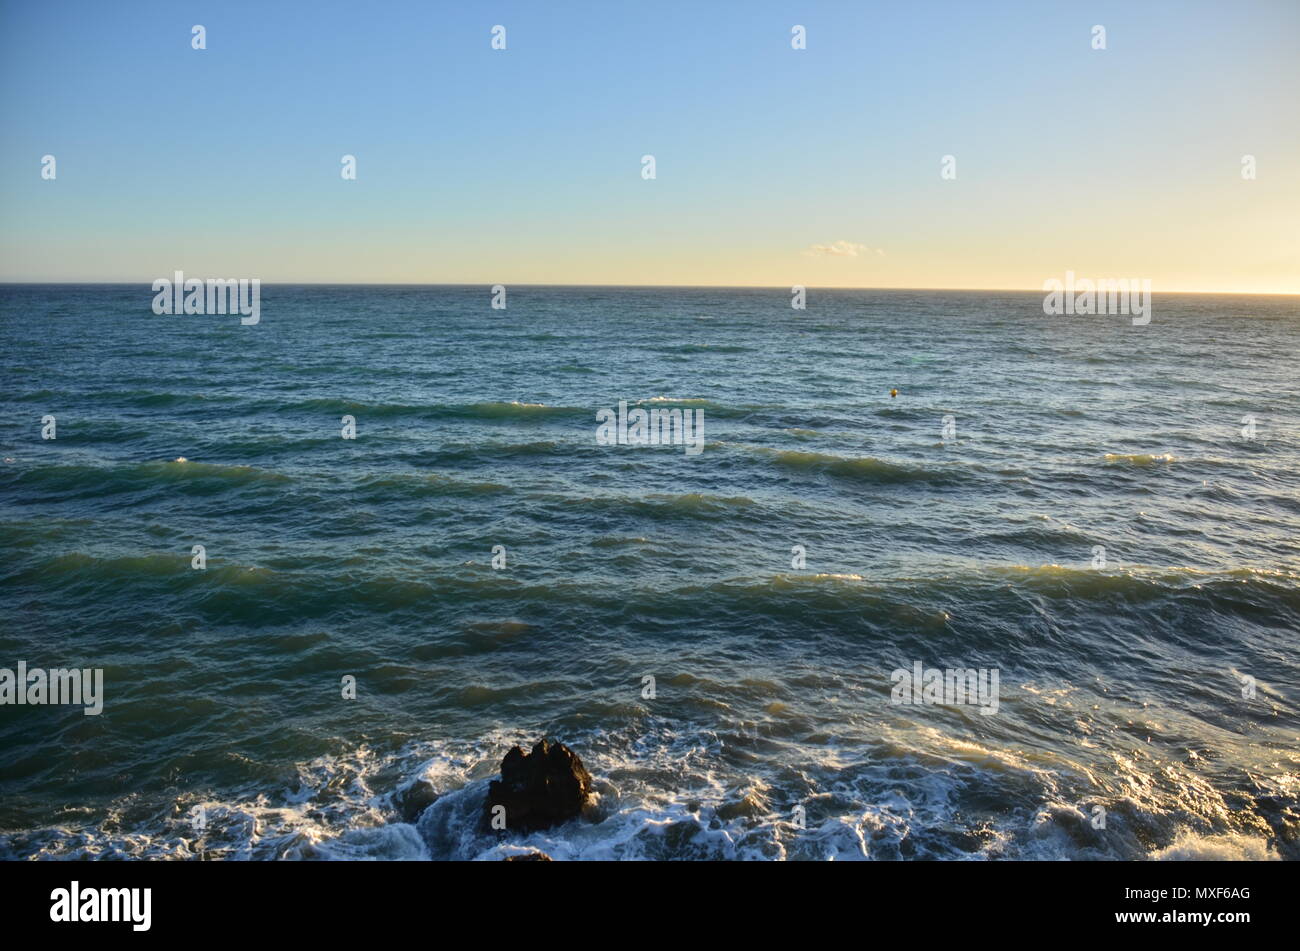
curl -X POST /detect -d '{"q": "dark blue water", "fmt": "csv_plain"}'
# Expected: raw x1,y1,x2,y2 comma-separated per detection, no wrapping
1,284,1297,859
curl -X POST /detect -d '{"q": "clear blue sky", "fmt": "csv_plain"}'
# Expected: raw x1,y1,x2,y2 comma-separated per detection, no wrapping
2,0,1297,289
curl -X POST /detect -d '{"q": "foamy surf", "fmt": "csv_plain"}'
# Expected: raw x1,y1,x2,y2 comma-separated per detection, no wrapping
3,722,1292,862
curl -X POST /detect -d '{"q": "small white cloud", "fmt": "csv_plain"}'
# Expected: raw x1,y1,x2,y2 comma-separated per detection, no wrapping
804,240,883,257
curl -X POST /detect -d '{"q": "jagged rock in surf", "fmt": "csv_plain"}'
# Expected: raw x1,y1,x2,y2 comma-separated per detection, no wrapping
393,778,438,823
482,738,592,833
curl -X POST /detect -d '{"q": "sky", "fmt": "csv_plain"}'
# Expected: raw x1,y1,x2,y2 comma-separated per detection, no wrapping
1,0,1297,291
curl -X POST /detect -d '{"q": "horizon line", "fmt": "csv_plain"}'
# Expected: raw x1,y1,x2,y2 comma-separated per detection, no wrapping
1,280,1297,297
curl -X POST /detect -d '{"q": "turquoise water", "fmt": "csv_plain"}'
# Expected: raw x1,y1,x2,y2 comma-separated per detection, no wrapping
1,284,1297,860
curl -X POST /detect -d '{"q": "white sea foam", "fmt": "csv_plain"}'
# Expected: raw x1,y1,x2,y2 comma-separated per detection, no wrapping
2,724,1292,862
1149,831,1278,861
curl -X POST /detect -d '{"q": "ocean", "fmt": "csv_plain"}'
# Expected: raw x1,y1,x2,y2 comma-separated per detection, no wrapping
1,284,1296,860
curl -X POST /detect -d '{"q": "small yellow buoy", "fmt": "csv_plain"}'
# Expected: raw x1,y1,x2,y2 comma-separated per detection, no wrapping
890,388,898,398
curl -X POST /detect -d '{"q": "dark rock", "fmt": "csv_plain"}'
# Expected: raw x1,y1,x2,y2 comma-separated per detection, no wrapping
503,851,553,861
393,778,438,823
483,738,593,832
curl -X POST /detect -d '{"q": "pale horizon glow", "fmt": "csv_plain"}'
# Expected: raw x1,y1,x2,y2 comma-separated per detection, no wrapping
2,280,1298,297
